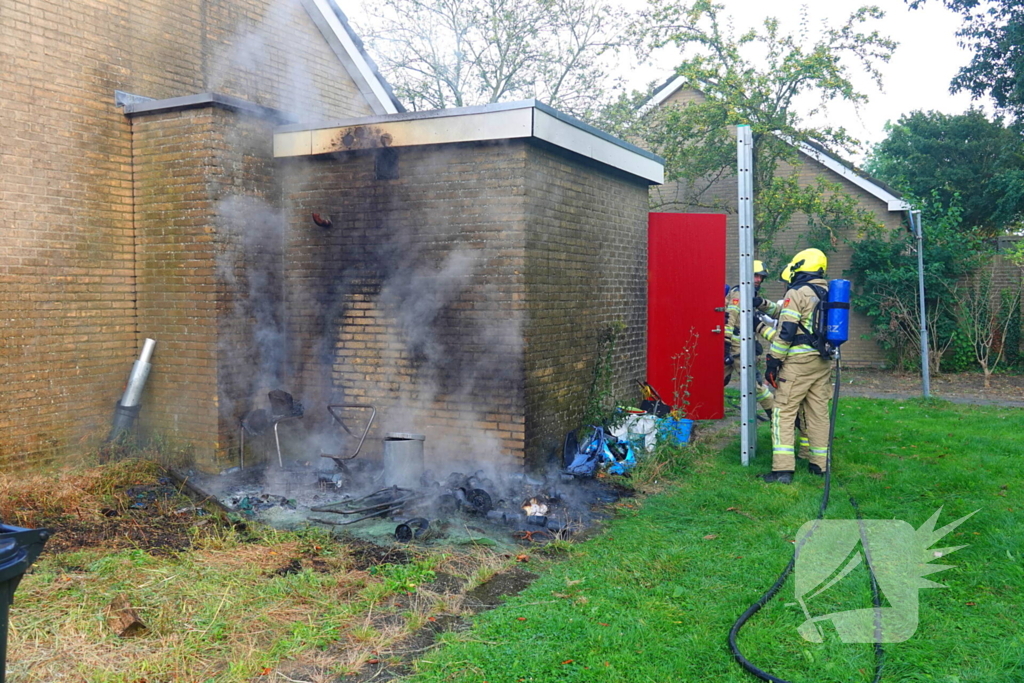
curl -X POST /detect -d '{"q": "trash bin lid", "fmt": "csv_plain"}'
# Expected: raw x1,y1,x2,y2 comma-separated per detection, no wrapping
0,538,18,564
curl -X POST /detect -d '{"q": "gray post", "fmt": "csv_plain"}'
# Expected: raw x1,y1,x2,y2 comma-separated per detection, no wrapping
911,210,931,397
737,125,757,464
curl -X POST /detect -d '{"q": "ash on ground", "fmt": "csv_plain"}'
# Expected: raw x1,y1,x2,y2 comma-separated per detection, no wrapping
183,458,629,549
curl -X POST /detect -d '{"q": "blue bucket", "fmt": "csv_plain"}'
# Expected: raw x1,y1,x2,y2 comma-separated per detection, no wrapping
657,417,693,445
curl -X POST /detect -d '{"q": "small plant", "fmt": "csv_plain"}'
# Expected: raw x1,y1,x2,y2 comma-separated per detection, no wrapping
579,321,626,431
668,326,699,417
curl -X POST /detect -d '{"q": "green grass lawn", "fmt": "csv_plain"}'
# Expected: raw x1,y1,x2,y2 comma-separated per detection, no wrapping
411,398,1024,683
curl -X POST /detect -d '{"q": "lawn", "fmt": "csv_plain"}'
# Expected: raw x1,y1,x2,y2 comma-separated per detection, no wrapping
410,397,1024,683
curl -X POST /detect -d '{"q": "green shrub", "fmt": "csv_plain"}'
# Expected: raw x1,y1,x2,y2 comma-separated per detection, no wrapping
941,330,976,373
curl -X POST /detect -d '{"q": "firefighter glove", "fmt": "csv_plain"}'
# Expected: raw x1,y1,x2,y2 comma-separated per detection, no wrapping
765,356,782,388
753,295,764,309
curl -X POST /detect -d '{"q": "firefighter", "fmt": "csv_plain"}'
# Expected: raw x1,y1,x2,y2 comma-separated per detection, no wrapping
762,248,831,484
724,260,774,420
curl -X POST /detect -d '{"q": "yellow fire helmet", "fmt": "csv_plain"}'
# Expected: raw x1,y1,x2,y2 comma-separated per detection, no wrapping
780,248,828,283
753,260,768,278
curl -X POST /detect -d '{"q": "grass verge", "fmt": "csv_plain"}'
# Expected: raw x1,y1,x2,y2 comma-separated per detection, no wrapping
2,458,513,682
409,397,1024,682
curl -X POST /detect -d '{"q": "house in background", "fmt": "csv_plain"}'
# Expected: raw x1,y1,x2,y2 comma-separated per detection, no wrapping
645,77,911,367
2,0,661,472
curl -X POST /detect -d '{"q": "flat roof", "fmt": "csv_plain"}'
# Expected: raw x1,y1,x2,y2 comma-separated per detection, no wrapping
274,100,665,184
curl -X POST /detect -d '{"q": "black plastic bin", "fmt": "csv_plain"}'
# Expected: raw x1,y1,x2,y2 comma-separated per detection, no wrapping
0,525,50,683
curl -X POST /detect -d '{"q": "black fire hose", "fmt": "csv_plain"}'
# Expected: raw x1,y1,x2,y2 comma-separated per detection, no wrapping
728,356,885,683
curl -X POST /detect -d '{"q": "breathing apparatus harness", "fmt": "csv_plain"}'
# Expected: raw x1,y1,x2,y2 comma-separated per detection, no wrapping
728,279,885,683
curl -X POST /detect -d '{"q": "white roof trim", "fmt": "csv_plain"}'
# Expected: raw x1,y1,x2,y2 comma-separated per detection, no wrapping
639,76,685,116
273,100,664,184
794,141,911,212
300,0,398,115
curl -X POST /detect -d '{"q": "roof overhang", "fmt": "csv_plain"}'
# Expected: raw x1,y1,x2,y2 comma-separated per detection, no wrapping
274,100,665,184
300,0,401,115
794,141,911,212
639,75,686,115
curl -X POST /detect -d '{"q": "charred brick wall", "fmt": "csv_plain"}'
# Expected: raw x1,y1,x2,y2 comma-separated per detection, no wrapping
1,0,375,468
280,142,529,473
522,146,650,467
279,140,650,472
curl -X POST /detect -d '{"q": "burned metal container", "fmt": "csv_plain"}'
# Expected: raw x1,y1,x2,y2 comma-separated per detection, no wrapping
382,433,425,488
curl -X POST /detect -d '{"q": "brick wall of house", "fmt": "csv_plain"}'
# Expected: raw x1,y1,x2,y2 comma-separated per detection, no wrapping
1,0,374,468
522,146,650,467
279,142,529,475
1,1,136,468
132,108,221,460
132,105,282,467
650,89,900,367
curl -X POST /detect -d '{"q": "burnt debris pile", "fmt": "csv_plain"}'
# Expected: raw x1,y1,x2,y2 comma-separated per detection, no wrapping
188,461,626,545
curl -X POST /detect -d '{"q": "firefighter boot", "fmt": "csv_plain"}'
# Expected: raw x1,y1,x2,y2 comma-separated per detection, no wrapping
808,462,826,477
761,470,793,484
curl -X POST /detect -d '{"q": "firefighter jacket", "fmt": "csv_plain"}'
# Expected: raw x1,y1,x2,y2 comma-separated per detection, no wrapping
724,286,780,356
767,277,829,361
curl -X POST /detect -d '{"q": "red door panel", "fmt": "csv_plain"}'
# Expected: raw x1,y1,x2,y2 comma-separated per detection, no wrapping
648,213,726,420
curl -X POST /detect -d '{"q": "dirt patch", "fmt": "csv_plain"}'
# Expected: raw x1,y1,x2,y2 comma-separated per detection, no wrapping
345,538,411,570
841,368,1024,407
422,570,467,594
22,478,213,557
342,568,538,683
463,565,539,613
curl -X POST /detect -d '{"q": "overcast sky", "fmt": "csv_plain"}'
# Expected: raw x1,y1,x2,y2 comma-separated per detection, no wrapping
350,0,990,163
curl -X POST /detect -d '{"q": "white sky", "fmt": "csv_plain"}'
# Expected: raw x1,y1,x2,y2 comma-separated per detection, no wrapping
349,0,990,163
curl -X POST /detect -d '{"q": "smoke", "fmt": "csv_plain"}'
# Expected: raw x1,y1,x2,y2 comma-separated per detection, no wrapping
369,247,523,480
200,3,530,479
215,195,290,421
205,0,327,124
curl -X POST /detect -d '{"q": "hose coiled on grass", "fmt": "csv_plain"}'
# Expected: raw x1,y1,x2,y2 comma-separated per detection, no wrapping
727,357,885,683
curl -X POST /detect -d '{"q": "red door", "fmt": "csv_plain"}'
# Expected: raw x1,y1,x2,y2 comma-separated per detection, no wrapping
648,213,726,420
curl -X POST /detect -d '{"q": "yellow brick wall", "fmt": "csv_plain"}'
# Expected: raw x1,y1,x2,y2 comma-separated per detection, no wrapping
1,0,376,469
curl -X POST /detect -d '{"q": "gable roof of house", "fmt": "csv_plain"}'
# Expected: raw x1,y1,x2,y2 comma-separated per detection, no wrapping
302,0,405,115
643,75,911,212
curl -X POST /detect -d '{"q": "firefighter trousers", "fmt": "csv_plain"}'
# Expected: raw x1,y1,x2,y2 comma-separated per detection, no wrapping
770,355,831,472
724,357,775,412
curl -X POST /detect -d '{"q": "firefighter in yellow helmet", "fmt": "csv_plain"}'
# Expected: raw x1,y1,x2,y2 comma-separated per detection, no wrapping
761,248,831,484
723,260,775,420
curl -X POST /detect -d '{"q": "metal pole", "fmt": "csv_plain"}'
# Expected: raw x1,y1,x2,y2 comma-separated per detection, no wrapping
736,125,757,465
912,210,931,398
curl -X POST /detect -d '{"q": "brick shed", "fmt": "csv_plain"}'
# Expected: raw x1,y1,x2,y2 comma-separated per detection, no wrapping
267,101,662,472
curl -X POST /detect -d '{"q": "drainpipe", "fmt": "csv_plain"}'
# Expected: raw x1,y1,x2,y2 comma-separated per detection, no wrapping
107,338,157,441
908,210,930,398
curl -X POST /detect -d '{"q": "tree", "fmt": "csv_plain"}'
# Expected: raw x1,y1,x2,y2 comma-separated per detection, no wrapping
947,258,1023,386
865,109,1024,235
846,194,990,372
907,0,1024,123
627,1,894,269
355,0,625,120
